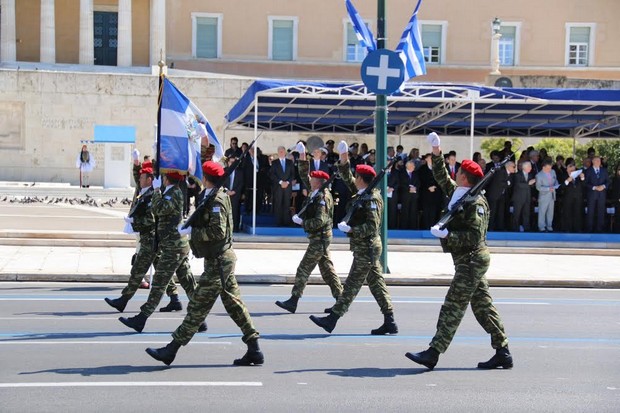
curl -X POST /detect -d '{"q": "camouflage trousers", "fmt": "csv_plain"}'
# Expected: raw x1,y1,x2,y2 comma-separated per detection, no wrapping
332,236,393,317
430,247,509,353
121,235,176,298
140,247,196,317
172,248,259,345
291,234,343,299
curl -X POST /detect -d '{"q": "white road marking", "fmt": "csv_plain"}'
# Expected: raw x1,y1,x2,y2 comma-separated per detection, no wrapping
0,341,231,345
0,381,262,388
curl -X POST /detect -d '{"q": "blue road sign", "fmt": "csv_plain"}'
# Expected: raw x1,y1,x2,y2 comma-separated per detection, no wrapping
361,49,405,95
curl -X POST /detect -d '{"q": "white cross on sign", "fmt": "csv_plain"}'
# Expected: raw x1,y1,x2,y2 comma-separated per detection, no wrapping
366,55,401,90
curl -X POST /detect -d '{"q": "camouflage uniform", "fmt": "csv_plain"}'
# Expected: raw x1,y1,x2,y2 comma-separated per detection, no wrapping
429,152,509,353
139,184,196,317
290,160,342,299
331,161,393,317
172,188,259,345
120,189,177,298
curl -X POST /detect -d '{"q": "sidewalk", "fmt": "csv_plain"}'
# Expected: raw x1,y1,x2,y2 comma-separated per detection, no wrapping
0,245,618,288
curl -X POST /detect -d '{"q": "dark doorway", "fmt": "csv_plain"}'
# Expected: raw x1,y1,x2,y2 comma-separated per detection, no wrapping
94,11,118,66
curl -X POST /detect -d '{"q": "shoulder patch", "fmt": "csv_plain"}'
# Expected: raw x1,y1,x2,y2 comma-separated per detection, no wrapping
212,206,221,213
370,202,377,210
477,206,485,215
320,200,326,206
164,196,172,200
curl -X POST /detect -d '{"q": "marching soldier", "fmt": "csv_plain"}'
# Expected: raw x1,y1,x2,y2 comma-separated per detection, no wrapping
146,161,263,366
275,142,343,313
118,171,203,333
104,162,189,314
406,133,512,370
309,140,398,335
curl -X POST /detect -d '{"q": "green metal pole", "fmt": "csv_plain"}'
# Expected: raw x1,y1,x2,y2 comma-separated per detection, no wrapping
376,0,389,273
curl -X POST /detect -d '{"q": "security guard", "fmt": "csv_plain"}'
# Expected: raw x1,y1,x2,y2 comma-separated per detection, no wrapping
146,161,263,366
275,142,342,313
309,140,397,335
406,133,512,370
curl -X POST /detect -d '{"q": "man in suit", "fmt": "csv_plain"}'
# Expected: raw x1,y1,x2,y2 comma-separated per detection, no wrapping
399,160,421,229
270,146,294,226
419,153,445,229
445,151,461,180
225,156,244,232
584,156,609,232
535,158,559,232
511,161,536,231
224,137,242,159
485,159,511,232
386,159,401,229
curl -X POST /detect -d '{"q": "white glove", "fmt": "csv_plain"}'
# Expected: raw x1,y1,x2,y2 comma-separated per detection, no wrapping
427,132,440,147
122,221,136,235
430,224,449,239
295,142,306,154
177,223,192,236
292,214,303,225
152,176,162,189
337,140,349,155
132,149,140,161
338,221,352,233
123,216,133,224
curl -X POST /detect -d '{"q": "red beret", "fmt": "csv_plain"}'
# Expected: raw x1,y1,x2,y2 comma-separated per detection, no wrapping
310,170,330,180
460,160,484,178
139,161,153,175
202,161,225,177
166,171,185,181
355,164,376,177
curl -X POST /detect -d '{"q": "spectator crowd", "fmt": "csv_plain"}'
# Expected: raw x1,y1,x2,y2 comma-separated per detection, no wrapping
202,137,620,234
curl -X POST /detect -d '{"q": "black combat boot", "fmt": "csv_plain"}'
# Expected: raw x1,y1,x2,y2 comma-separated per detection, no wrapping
159,294,182,312
324,306,334,314
370,312,399,335
275,296,299,313
145,340,181,366
198,321,208,332
309,312,339,333
233,339,264,366
104,295,130,313
119,312,148,333
406,347,440,370
477,346,513,369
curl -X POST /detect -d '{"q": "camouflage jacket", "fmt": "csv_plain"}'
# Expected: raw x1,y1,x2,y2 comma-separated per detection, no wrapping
190,188,233,259
298,160,333,237
338,161,383,240
130,188,155,236
152,185,188,251
432,153,489,254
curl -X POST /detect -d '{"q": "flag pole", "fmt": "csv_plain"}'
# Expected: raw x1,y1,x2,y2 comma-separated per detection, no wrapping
376,0,389,273
155,51,165,178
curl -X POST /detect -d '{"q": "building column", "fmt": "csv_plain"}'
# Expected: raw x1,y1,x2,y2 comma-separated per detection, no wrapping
40,0,56,63
0,0,17,63
117,0,132,66
149,0,166,66
78,0,94,64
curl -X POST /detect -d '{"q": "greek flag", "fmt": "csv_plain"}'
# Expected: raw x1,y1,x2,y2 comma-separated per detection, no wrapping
158,78,224,180
345,0,376,52
395,0,426,80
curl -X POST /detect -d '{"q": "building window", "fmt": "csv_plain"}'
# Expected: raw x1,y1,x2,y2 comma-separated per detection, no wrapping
421,24,443,64
344,21,369,62
192,13,222,59
499,25,516,66
269,17,297,61
566,24,594,66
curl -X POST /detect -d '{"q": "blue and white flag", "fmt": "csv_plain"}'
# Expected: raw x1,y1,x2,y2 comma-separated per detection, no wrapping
345,0,377,52
158,78,224,180
395,0,426,81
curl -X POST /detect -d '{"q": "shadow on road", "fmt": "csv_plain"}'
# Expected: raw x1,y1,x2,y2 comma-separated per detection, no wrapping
275,366,479,378
0,331,151,342
17,311,123,317
55,286,120,292
19,363,232,376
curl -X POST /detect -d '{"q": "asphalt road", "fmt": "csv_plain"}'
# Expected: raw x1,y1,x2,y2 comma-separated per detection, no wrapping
0,282,618,412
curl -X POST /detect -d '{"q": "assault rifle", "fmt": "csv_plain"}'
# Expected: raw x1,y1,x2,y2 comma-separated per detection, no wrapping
295,164,339,219
341,157,398,224
435,156,511,230
181,137,258,230
128,188,154,218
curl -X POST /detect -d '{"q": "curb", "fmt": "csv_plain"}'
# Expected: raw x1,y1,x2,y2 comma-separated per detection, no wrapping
1,273,618,289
